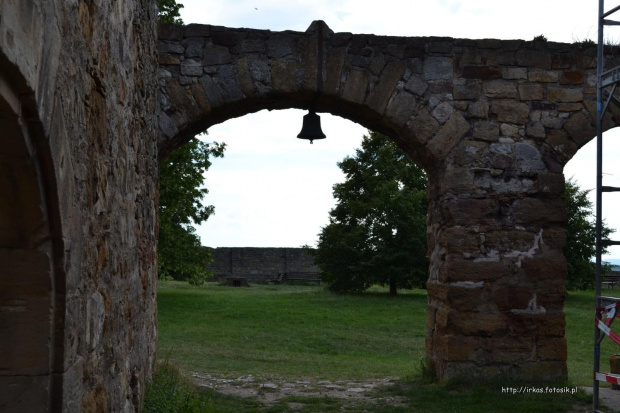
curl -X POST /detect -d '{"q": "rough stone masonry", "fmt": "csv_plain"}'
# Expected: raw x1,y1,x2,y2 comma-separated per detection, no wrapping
2,1,620,411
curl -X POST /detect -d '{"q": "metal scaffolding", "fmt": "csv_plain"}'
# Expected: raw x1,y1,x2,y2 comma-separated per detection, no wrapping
594,1,620,411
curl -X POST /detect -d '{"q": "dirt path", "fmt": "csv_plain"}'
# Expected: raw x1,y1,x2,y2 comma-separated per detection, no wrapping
192,373,410,408
192,373,600,412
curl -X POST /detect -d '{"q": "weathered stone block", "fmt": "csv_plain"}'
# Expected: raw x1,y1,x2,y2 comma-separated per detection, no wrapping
525,123,546,139
437,227,480,252
486,51,515,65
180,59,203,76
527,70,558,83
483,80,517,98
487,336,535,363
547,129,577,162
427,112,470,159
502,67,527,80
267,35,292,58
509,312,566,338
563,111,595,147
512,198,566,224
212,30,240,47
324,48,346,95
432,333,482,361
366,61,405,114
453,79,481,100
408,108,439,144
184,37,204,58
441,198,499,227
341,68,370,104
439,167,477,194
385,91,418,125
404,75,428,96
203,44,232,65
490,101,529,124
473,121,499,141
493,285,536,312
516,49,551,68
436,308,508,336
271,60,297,93
424,57,453,80
427,283,484,311
547,87,583,103
467,100,489,119
537,337,567,361
453,140,488,165
518,84,543,101
521,252,567,282
500,123,519,138
431,102,454,124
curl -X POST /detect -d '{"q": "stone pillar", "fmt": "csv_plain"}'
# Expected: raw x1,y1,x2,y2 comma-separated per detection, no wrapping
425,144,568,381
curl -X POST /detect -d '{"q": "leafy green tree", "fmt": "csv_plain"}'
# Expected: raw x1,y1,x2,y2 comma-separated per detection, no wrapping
157,0,184,24
564,179,614,290
313,131,428,295
158,138,225,285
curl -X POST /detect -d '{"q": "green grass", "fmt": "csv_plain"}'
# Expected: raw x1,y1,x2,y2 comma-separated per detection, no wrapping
150,281,619,412
157,282,426,381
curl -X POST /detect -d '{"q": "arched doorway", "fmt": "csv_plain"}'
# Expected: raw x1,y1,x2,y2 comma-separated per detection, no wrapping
0,56,64,412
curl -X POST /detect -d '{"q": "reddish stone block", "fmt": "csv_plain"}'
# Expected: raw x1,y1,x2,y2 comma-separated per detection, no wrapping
428,282,485,310
436,308,509,336
493,285,536,312
521,252,567,282
433,334,483,361
487,336,535,362
441,198,499,226
511,198,566,224
560,71,585,85
461,66,501,79
437,227,479,253
509,312,566,337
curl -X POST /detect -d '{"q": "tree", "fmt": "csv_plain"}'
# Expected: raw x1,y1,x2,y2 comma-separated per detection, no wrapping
157,0,184,24
313,131,428,295
158,137,225,285
564,179,614,290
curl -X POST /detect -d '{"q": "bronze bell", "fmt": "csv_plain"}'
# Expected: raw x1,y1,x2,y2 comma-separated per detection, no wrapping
297,110,326,144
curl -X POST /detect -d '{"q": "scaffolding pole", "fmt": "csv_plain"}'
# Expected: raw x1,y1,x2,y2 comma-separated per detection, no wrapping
595,1,620,411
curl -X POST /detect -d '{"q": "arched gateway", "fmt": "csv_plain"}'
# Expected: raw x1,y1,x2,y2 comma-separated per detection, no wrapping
3,0,620,409
159,21,620,381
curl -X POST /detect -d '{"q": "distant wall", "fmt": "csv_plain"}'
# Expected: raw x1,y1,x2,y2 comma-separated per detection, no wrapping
207,248,318,282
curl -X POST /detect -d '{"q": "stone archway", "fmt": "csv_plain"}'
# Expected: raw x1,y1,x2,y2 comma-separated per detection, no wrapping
0,54,65,412
158,20,620,381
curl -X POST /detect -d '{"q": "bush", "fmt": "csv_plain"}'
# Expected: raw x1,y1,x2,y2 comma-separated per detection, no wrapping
143,361,214,413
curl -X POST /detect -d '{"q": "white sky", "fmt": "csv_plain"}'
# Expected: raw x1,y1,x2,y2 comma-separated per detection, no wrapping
179,0,620,258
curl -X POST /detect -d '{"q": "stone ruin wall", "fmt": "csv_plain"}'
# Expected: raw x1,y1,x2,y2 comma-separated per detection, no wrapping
3,2,620,411
0,0,159,411
207,247,318,282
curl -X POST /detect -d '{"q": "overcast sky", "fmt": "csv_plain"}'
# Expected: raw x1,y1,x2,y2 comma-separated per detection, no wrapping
178,0,620,259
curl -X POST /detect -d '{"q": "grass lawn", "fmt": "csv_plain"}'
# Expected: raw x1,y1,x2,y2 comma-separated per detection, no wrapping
151,281,619,412
157,282,425,380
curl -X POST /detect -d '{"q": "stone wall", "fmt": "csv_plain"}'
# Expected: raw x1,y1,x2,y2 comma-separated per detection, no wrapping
207,247,318,282
0,0,159,411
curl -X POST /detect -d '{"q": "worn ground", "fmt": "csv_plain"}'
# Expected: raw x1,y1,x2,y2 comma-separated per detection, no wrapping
192,373,609,412
193,373,409,409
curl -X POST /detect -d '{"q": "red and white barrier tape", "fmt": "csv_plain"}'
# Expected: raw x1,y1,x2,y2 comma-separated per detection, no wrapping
595,318,620,346
595,371,620,384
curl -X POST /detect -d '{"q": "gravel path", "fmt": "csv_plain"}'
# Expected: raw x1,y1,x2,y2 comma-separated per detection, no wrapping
192,373,409,408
